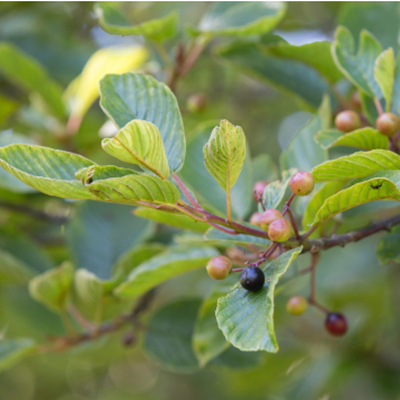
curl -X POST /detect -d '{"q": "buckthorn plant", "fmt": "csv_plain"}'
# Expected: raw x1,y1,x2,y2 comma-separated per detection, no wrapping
1,2,400,399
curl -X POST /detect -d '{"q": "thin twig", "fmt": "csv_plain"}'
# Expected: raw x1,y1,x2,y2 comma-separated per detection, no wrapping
172,173,203,209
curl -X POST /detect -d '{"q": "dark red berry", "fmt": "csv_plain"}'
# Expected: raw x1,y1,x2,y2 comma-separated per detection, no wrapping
268,218,292,242
335,110,361,132
260,208,283,231
325,312,348,336
253,181,268,201
206,256,231,280
376,112,400,137
239,266,265,292
286,295,308,315
289,172,314,196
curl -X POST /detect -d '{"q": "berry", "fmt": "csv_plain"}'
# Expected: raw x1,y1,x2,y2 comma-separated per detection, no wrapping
260,208,283,231
289,171,314,196
335,110,361,132
253,181,268,201
268,218,292,242
239,266,265,292
325,312,348,336
376,112,400,137
250,212,262,227
187,93,207,113
286,295,308,315
351,91,362,111
206,256,231,280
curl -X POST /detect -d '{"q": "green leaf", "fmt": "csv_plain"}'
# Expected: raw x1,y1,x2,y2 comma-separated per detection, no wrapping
374,48,395,112
134,207,209,233
102,120,170,178
95,3,177,42
0,339,36,373
64,45,148,120
99,73,185,172
281,96,329,171
0,42,65,118
28,262,74,312
0,249,35,285
203,120,246,193
360,92,379,125
216,247,302,352
376,225,400,265
144,299,201,373
114,246,219,300
217,40,338,109
204,227,270,248
311,171,400,225
193,277,235,366
267,41,343,83
75,165,138,183
0,144,98,200
262,169,296,210
312,149,400,182
315,128,389,151
252,154,279,183
391,55,400,116
332,27,382,98
197,2,286,36
66,201,154,280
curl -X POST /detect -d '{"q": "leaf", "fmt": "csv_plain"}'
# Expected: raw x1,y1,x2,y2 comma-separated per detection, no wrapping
267,41,343,83
193,277,235,366
64,45,148,120
0,42,65,118
281,96,330,171
0,249,35,285
99,73,185,172
134,207,209,233
114,246,219,300
374,48,395,112
252,154,279,183
204,227,270,248
311,171,400,225
216,247,302,352
0,144,98,200
332,27,382,98
391,54,400,116
217,40,338,109
209,345,262,370
376,225,400,265
203,120,246,193
102,119,170,178
0,339,36,373
144,299,201,373
315,128,389,151
75,165,139,183
95,3,177,42
312,149,400,182
197,2,286,36
360,92,379,125
28,262,74,312
66,201,154,280
262,169,296,210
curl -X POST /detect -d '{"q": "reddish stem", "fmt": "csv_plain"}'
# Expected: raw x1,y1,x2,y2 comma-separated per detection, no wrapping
286,208,300,240
172,173,203,209
282,193,296,216
208,222,238,235
374,98,383,116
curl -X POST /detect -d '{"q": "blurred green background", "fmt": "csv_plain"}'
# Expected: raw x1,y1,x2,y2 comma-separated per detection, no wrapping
1,2,400,400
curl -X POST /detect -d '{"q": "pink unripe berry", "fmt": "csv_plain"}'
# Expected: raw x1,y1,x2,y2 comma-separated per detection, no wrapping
253,181,268,201
259,208,283,231
376,112,400,137
249,212,262,227
286,295,308,315
268,218,292,242
289,172,314,196
335,110,361,132
206,256,231,280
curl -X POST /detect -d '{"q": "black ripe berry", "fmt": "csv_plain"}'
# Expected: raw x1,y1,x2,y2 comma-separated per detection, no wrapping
239,266,265,292
325,312,348,336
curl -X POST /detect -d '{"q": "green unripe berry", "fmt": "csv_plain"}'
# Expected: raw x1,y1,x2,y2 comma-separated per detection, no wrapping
249,211,262,227
289,171,314,196
187,93,207,113
206,256,231,280
286,295,308,315
259,208,283,231
335,110,361,132
268,218,292,242
376,112,400,137
253,181,268,201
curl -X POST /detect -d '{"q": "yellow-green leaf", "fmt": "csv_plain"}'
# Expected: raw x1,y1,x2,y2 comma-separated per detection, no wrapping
374,48,395,112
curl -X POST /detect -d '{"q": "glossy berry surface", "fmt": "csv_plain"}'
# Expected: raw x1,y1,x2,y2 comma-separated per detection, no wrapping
286,295,308,315
335,110,361,132
239,266,265,292
325,312,348,336
260,208,283,231
376,112,400,137
268,218,292,242
253,181,268,201
187,93,207,113
206,256,231,280
289,172,314,196
250,211,262,227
